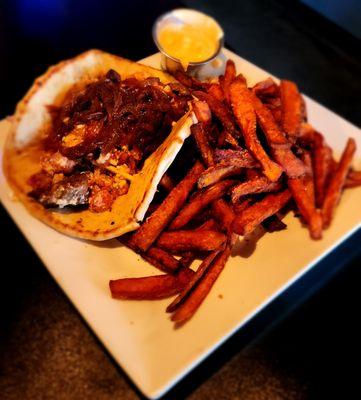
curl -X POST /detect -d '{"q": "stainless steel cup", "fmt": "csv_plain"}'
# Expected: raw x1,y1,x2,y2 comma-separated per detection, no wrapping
152,9,224,78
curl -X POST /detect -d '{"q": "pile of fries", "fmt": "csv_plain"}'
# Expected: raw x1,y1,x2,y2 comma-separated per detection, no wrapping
109,60,361,325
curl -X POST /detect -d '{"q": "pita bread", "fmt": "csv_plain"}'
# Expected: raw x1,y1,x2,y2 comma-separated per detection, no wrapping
3,49,195,240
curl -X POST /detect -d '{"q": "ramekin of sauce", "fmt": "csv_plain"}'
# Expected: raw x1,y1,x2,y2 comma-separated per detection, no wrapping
153,9,224,76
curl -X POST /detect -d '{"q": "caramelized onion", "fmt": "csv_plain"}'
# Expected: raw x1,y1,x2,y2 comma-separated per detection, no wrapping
47,70,190,164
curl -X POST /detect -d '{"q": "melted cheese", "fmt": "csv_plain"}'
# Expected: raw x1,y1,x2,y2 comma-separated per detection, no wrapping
106,164,134,181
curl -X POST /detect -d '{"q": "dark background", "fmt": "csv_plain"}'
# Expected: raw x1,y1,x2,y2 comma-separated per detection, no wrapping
300,0,361,39
1,0,361,398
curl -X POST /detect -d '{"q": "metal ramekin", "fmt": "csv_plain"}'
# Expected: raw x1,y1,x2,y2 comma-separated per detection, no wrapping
152,9,224,77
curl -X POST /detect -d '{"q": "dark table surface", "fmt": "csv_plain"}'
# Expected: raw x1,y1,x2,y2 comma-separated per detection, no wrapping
1,0,360,399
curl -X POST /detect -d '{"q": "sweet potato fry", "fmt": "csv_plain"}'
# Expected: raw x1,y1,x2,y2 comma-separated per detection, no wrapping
288,178,322,239
147,247,181,272
229,77,283,182
247,88,308,178
299,122,316,140
264,97,282,110
208,83,225,102
157,230,227,253
224,132,240,148
322,138,356,228
273,145,308,178
220,59,236,103
250,87,294,146
143,203,160,219
166,250,220,313
171,242,232,323
224,59,236,80
214,148,257,166
192,100,212,126
169,179,236,230
142,253,171,273
260,96,282,125
216,130,227,147
173,70,209,91
344,169,361,188
193,90,240,139
159,173,175,193
312,132,333,207
344,179,361,188
195,219,219,231
198,150,259,189
130,161,204,251
245,168,260,180
212,199,235,231
271,108,282,125
109,267,195,300
344,181,361,189
191,123,214,167
233,198,252,214
198,164,243,188
262,214,287,232
300,95,307,121
326,157,338,183
231,176,282,203
347,169,361,182
301,150,315,204
121,238,180,273
179,252,196,268
280,80,303,137
232,189,292,235
252,78,279,98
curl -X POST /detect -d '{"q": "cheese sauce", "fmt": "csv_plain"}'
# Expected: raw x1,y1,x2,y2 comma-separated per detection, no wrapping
157,10,223,70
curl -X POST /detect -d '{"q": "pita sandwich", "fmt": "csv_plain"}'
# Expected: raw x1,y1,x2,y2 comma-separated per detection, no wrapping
3,49,195,240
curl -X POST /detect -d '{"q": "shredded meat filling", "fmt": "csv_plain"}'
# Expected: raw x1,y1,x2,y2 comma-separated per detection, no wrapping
38,173,90,208
29,70,190,211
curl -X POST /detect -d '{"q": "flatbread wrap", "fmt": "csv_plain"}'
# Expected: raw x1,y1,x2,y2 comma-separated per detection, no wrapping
3,49,195,240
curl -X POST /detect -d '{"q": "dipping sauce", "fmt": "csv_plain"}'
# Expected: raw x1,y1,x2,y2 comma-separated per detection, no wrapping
155,9,223,71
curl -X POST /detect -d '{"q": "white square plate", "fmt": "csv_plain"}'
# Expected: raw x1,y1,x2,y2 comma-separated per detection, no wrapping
0,49,360,399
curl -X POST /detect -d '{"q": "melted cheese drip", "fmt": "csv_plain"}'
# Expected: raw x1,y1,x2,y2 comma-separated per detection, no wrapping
106,164,134,181
158,22,220,70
